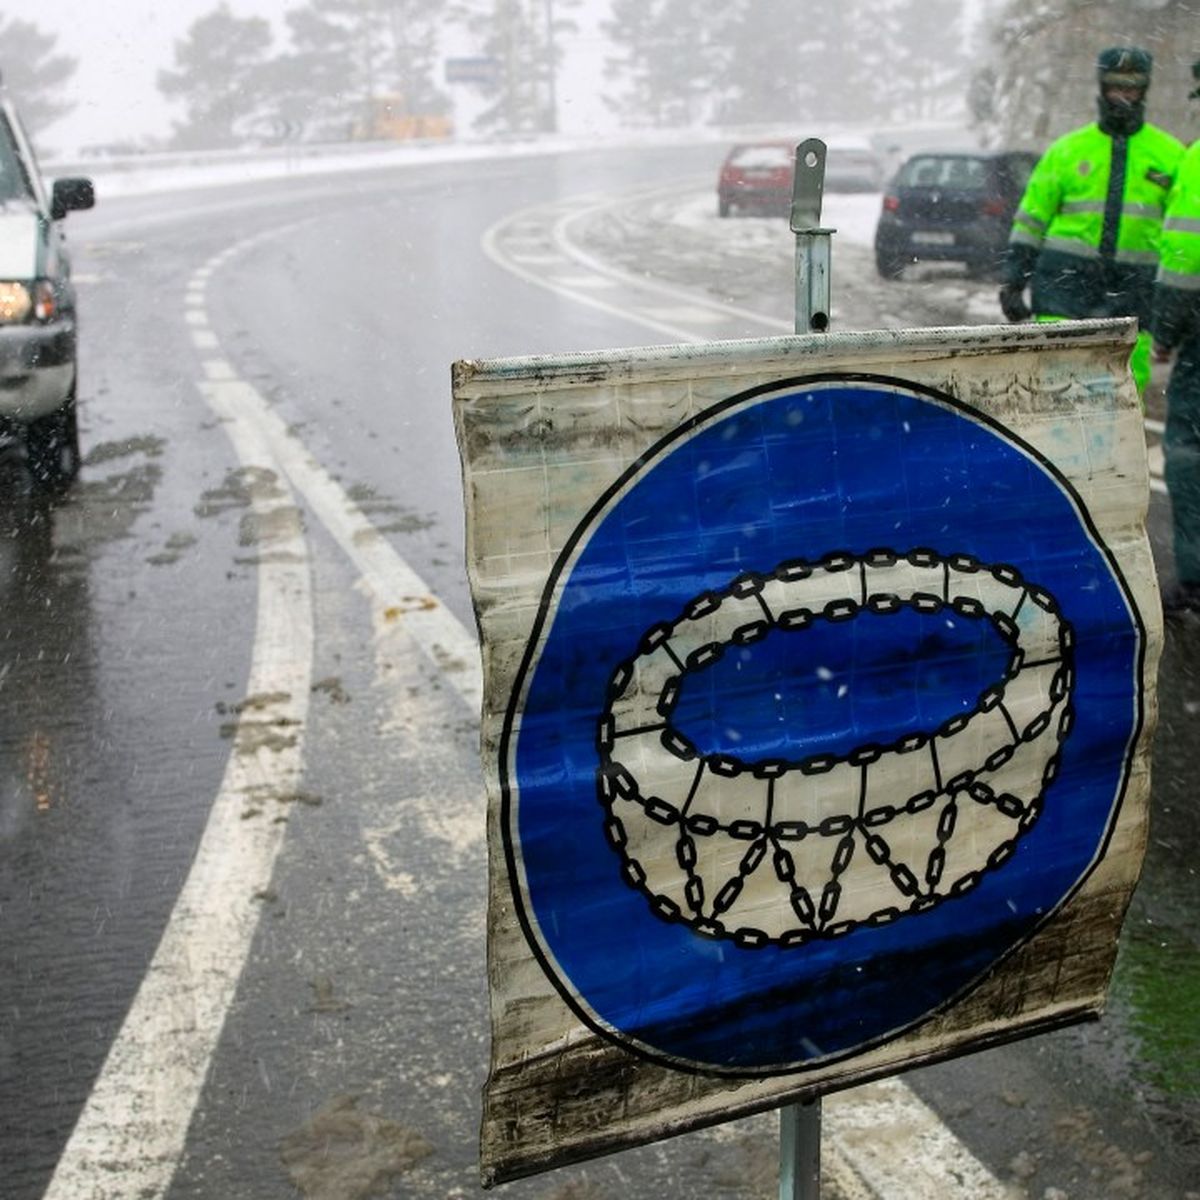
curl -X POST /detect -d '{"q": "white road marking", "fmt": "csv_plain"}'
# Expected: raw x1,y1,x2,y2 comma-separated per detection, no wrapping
483,213,706,344
824,1079,1023,1199
548,273,620,289
43,272,313,1198
190,329,218,350
550,194,793,331
48,227,483,1195
202,358,237,381
636,304,727,323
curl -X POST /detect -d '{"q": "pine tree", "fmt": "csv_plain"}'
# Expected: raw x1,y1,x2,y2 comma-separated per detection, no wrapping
603,0,716,127
0,16,77,143
459,0,579,135
157,4,274,149
274,0,451,142
888,0,965,121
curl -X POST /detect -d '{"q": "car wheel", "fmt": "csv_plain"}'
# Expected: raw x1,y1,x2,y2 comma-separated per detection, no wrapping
875,243,906,280
718,197,731,218
25,388,81,493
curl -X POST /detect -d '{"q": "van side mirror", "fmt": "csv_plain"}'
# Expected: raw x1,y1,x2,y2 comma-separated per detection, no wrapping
51,177,95,220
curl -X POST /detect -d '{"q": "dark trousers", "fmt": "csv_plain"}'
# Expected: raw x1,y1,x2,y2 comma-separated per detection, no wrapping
1165,339,1200,583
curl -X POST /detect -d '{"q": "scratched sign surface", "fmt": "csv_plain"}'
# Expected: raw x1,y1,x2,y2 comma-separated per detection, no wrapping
452,321,1160,1185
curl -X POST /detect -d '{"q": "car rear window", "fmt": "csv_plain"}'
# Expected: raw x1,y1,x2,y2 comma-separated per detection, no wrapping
728,145,792,170
897,156,989,190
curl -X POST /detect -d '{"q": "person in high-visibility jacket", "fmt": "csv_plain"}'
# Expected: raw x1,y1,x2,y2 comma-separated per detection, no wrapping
1152,59,1200,613
999,47,1184,397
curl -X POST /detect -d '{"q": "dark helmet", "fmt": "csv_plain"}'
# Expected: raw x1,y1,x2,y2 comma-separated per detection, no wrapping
1190,58,1200,101
1097,46,1153,90
1096,47,1151,135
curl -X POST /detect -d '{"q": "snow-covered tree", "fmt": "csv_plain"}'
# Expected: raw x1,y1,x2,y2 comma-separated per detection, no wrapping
465,0,581,135
603,0,717,127
972,0,1197,150
0,16,77,142
889,0,965,121
274,0,451,142
158,4,274,149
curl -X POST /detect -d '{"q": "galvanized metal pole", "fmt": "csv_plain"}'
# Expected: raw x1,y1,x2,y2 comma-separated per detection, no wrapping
779,137,833,1200
779,1098,822,1200
790,138,835,334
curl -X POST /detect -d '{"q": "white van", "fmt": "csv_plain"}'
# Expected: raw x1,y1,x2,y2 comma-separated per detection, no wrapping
0,81,94,489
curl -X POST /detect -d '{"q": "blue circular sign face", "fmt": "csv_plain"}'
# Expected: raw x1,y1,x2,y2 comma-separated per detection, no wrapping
500,376,1143,1075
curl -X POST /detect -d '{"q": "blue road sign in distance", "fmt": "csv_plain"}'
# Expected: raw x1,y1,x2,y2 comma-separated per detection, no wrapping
501,374,1143,1075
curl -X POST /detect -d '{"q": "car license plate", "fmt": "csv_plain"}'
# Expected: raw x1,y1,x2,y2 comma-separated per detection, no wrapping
913,231,955,245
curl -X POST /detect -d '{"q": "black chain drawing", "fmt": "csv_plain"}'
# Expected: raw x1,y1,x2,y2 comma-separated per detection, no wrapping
596,548,1075,949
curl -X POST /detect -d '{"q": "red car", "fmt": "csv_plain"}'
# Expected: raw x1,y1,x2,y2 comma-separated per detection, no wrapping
718,137,884,218
717,140,794,217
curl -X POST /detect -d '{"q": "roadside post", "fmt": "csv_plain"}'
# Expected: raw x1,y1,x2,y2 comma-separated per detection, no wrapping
452,142,1161,1194
791,138,834,337
780,137,834,1200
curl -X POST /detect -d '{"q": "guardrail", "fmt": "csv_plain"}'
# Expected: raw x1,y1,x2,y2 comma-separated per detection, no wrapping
44,134,465,179
42,121,972,198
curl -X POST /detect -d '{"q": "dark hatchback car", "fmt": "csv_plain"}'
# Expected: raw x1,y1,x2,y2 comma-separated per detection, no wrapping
873,150,1038,279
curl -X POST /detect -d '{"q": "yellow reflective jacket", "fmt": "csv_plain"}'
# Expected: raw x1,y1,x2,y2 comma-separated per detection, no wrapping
1152,139,1200,349
1007,121,1184,324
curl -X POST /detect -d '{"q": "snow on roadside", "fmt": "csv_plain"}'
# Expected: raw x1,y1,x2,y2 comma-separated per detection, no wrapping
673,188,883,249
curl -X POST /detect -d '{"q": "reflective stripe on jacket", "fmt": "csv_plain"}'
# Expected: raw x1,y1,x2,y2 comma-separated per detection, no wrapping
1153,140,1200,350
1008,121,1184,324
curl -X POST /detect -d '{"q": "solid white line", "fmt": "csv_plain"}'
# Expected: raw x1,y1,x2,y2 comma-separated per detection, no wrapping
825,1079,1022,1199
550,193,793,331
223,380,483,714
481,213,706,345
43,366,313,1199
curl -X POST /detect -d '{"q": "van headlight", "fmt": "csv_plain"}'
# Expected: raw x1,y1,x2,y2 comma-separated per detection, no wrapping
0,280,57,324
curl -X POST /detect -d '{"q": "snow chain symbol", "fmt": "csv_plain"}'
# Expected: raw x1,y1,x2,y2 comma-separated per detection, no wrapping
596,548,1075,949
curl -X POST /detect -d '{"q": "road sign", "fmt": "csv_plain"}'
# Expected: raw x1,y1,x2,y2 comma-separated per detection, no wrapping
444,55,499,86
453,319,1159,1185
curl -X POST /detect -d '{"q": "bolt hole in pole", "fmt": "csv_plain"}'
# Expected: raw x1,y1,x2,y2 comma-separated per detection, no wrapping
780,136,834,1199
790,138,836,337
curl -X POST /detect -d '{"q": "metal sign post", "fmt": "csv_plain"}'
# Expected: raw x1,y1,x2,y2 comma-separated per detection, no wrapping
791,138,835,335
778,136,835,1200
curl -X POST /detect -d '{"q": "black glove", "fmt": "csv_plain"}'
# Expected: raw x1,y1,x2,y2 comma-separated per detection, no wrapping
998,283,1032,323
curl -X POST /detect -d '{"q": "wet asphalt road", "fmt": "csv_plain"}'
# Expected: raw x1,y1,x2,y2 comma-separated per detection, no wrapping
0,142,1196,1199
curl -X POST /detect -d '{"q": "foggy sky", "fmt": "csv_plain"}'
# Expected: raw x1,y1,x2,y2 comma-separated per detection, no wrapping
1,0,613,155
